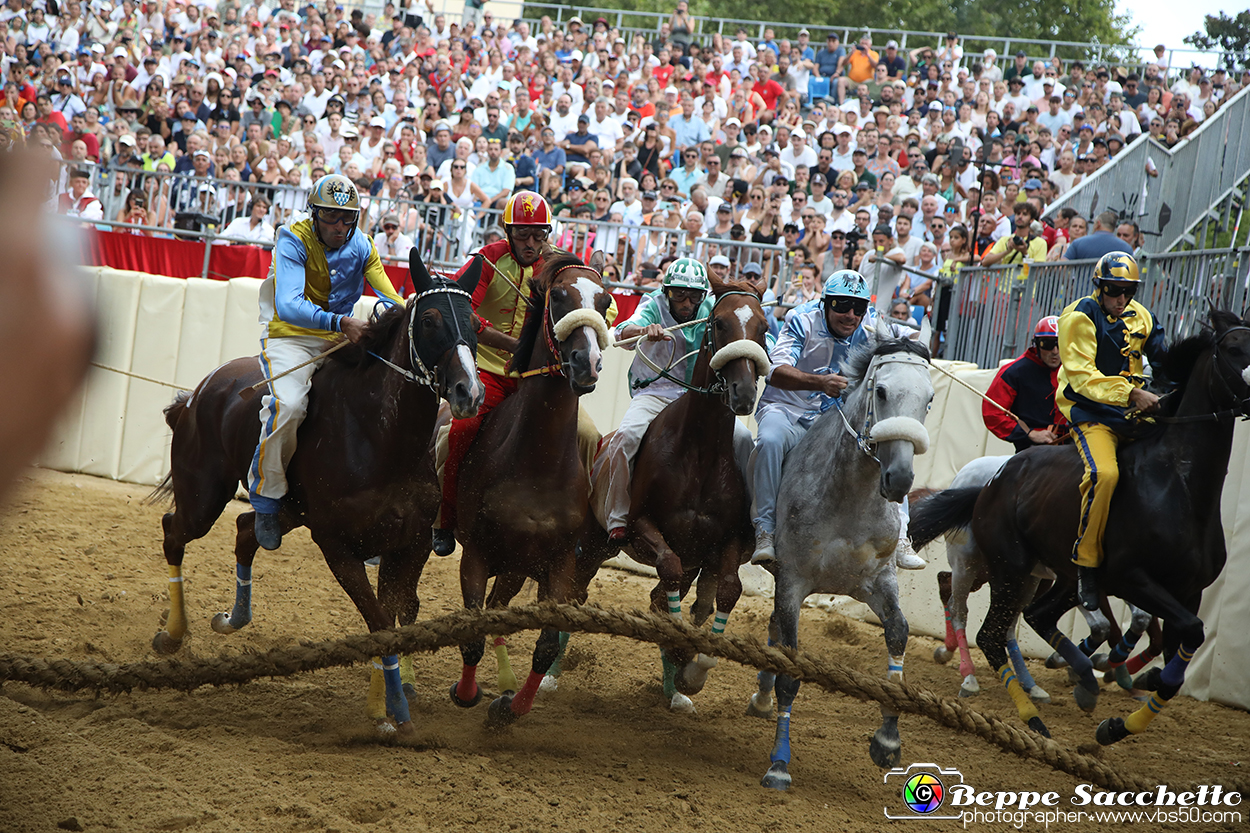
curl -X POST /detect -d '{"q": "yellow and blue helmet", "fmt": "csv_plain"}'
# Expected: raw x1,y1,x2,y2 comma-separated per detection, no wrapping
1093,251,1140,286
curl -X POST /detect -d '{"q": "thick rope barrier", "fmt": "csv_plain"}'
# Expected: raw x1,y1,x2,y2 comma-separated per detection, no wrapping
0,602,1241,795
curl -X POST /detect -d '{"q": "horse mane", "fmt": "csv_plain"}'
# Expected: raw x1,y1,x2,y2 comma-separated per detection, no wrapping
508,251,587,374
329,300,409,367
710,276,762,299
841,329,931,390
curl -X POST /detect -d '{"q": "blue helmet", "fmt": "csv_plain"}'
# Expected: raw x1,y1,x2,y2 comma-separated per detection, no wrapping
822,269,872,301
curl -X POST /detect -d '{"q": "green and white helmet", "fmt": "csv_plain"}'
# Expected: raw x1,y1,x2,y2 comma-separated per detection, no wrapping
662,257,710,293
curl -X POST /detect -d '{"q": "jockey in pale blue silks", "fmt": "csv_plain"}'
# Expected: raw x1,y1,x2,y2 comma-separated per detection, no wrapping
601,257,755,540
749,269,927,570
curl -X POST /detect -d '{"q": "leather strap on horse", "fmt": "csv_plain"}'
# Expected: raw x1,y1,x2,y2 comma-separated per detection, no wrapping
0,601,1235,796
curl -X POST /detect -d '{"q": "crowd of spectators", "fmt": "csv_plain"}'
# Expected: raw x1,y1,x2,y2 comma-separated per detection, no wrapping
25,0,1246,308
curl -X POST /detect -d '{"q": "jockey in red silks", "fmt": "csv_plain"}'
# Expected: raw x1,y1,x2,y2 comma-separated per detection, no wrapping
432,190,616,555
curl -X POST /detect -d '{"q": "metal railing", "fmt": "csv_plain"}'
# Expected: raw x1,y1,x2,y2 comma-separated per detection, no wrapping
505,1,1222,71
942,249,1250,367
1042,85,1250,254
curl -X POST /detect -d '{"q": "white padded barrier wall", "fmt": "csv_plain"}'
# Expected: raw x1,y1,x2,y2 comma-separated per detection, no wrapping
34,268,1250,708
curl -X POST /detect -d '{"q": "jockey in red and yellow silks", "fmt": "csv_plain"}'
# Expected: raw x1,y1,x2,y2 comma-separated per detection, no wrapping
432,191,616,555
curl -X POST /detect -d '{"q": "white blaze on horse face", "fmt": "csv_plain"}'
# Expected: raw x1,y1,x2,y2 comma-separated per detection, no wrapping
734,305,753,335
1242,364,1250,386
581,326,602,367
458,344,481,402
572,277,601,310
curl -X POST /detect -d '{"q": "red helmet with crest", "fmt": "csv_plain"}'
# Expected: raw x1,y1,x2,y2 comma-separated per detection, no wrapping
502,191,552,227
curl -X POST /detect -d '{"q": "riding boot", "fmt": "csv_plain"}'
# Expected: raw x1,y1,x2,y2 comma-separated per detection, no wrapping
894,536,927,570
750,524,776,566
254,511,282,551
1077,566,1100,611
432,527,457,557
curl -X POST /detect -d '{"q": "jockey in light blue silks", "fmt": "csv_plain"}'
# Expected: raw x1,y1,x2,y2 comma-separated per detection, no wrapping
749,269,927,570
599,257,755,540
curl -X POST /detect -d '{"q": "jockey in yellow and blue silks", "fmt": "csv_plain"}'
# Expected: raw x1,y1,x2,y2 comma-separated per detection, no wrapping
1057,251,1168,610
249,173,404,550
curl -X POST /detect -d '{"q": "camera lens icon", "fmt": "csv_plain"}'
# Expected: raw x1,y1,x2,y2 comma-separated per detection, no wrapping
903,772,945,814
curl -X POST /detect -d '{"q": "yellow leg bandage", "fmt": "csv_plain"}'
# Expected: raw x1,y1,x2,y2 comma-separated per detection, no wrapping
399,655,415,690
495,637,519,693
166,564,187,641
999,664,1040,723
1124,693,1165,734
366,659,387,720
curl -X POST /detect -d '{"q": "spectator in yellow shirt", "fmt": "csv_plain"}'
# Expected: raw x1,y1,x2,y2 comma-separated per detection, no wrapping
981,202,1048,265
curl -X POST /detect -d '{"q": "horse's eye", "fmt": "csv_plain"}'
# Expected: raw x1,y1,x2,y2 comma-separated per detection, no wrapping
876,387,888,400
714,318,725,329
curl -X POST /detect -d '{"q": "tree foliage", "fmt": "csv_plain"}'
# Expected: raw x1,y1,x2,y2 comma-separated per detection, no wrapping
1184,12,1250,69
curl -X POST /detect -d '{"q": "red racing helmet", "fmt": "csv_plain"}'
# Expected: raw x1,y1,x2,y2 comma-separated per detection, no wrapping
1034,315,1059,339
502,191,552,227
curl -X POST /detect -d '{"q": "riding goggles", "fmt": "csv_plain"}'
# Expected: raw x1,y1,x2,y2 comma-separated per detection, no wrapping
1034,337,1058,351
318,208,359,227
828,297,869,315
1099,282,1137,299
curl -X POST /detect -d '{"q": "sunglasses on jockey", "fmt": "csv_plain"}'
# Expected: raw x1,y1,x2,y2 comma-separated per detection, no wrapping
827,296,869,316
1099,281,1137,299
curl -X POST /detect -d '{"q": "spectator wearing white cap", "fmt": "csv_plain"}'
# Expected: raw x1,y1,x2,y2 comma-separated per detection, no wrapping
779,128,817,170
360,115,389,165
981,48,1003,83
373,211,415,260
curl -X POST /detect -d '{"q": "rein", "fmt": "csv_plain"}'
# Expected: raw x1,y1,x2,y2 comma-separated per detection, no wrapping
1139,325,1250,424
631,291,762,397
368,283,474,389
518,263,605,380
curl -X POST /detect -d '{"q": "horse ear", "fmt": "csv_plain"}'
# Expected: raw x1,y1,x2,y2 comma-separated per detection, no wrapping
874,310,894,342
588,250,607,276
457,253,484,296
917,316,932,346
409,246,433,295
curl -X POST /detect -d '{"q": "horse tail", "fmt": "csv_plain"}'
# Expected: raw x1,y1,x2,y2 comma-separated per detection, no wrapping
146,390,192,508
908,487,983,550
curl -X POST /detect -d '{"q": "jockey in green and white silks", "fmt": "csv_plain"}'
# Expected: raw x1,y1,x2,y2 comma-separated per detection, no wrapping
749,269,926,570
598,258,754,541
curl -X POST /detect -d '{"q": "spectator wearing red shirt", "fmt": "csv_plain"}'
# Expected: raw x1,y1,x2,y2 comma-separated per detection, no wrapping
63,112,100,162
752,64,788,122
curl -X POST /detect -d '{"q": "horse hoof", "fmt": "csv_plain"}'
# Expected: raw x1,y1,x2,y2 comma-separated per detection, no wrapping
869,733,902,769
449,681,482,708
1096,717,1129,746
1045,652,1068,670
669,692,697,714
485,694,519,731
210,612,238,634
151,631,183,655
395,721,417,739
1026,685,1052,705
1091,652,1111,672
402,683,418,702
933,646,953,664
1027,716,1051,738
745,692,775,720
1133,668,1162,692
760,761,791,791
1073,683,1100,713
958,675,981,698
675,654,716,696
538,675,559,695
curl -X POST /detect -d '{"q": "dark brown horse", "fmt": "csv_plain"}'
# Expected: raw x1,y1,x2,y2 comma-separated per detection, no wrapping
448,251,612,729
149,249,483,734
910,309,1250,744
579,279,770,710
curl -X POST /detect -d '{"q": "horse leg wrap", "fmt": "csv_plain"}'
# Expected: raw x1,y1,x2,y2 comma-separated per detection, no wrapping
770,711,793,764
494,637,519,694
1006,639,1037,691
509,671,545,716
545,631,571,678
660,650,678,700
1079,635,1101,657
1124,647,1160,675
1159,644,1195,689
956,628,974,678
366,660,387,720
1106,629,1143,668
213,564,253,633
382,655,411,724
1048,634,1094,676
998,664,1040,723
1123,693,1167,735
455,663,479,704
399,655,415,692
711,610,730,635
666,590,682,621
887,654,905,684
944,604,958,652
166,564,187,640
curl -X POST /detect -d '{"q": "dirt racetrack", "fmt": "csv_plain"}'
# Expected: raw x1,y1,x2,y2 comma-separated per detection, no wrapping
1,469,1247,833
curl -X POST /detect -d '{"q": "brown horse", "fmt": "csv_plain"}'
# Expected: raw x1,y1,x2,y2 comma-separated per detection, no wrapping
448,250,612,729
149,249,483,734
579,279,771,710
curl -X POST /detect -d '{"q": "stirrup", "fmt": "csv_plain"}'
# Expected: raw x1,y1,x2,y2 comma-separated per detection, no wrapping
1077,566,1100,611
432,528,457,557
254,511,282,551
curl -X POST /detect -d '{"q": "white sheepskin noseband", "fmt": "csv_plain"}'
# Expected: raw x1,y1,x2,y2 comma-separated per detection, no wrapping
553,308,612,349
709,339,771,377
869,416,930,454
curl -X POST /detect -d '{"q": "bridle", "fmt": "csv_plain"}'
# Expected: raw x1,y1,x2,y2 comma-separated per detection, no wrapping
632,290,763,398
519,263,604,380
832,351,931,461
367,281,474,389
1149,324,1250,423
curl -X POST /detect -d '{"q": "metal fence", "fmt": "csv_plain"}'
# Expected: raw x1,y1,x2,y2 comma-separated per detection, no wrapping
942,249,1250,367
1042,85,1250,254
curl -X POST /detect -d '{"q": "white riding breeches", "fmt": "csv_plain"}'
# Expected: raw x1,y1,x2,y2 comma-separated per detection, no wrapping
248,335,330,511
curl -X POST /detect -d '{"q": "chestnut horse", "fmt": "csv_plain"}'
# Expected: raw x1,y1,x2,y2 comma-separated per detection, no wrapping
579,279,771,711
149,249,483,734
448,251,612,729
